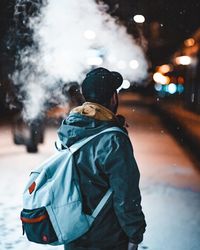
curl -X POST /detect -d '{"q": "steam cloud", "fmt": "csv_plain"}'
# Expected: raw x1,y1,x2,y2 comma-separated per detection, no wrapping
13,0,148,121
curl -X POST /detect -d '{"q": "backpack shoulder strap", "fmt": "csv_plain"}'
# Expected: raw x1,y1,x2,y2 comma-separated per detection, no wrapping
69,126,128,154
70,127,127,220
91,188,113,219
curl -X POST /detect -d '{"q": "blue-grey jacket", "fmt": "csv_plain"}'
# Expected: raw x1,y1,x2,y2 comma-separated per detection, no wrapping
57,103,146,249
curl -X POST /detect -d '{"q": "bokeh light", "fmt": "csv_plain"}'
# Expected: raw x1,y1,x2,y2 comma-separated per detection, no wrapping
133,14,145,23
83,30,96,40
129,59,139,69
175,56,192,65
168,83,177,94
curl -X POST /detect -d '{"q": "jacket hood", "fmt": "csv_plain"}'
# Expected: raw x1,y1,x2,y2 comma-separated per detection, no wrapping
71,102,117,122
57,102,120,147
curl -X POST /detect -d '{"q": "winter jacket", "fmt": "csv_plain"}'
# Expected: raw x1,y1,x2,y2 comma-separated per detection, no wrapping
57,102,146,250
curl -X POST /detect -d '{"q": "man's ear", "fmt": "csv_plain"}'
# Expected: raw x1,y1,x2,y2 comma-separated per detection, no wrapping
110,91,118,114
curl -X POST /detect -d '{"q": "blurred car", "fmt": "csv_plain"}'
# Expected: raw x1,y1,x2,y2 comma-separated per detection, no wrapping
11,82,84,153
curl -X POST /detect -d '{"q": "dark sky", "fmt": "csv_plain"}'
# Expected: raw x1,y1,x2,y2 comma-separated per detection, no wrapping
104,0,200,38
0,1,14,41
103,0,200,64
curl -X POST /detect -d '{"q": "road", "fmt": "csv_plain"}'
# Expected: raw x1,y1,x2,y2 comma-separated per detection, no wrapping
0,92,200,250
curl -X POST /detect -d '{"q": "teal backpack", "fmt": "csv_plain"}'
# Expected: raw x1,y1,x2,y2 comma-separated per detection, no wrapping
20,127,126,245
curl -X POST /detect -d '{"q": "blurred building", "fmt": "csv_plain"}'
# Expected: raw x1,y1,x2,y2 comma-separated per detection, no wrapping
152,28,200,113
172,29,200,112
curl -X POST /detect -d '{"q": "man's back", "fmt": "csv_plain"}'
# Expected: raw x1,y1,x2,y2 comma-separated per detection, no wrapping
58,102,146,250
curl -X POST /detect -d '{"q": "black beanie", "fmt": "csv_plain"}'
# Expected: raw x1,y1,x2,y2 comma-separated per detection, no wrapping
82,67,123,104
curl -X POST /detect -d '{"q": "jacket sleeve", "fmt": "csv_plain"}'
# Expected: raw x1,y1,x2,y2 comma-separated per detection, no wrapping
102,133,146,244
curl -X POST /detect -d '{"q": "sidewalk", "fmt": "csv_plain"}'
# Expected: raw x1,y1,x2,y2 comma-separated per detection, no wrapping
119,92,200,166
153,99,200,165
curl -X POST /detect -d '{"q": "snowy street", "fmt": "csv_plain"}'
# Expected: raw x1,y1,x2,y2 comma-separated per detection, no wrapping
0,93,200,250
1,0,200,249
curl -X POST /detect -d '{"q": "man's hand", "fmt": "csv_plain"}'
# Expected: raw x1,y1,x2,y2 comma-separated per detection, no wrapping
128,242,138,250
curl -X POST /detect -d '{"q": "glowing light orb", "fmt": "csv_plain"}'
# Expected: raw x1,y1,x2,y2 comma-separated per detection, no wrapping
184,38,195,47
129,59,139,69
84,30,96,40
154,83,162,92
133,15,145,23
168,83,177,94
122,80,131,89
153,72,170,85
177,84,184,93
175,56,192,65
158,64,171,74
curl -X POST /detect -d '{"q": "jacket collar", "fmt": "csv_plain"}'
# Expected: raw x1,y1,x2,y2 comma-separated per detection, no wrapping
70,102,117,122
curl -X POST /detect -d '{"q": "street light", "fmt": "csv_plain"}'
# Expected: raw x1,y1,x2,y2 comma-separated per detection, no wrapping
133,15,145,24
168,83,177,94
122,80,131,89
175,56,192,65
153,72,170,85
184,38,195,47
154,83,162,92
158,64,171,74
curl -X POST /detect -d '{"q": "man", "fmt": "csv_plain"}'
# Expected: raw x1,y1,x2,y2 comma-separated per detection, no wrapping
58,67,146,250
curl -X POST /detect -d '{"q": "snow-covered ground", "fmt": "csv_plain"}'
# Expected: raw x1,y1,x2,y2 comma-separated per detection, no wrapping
0,94,200,250
119,94,200,250
0,126,62,250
